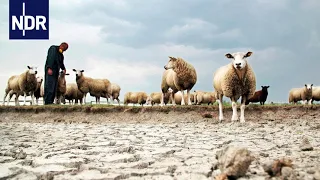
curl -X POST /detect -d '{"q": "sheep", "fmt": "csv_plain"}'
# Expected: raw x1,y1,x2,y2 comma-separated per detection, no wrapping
168,91,195,105
3,66,38,106
72,69,111,104
63,83,84,105
146,89,173,106
101,83,121,105
213,51,256,123
288,84,313,105
311,86,320,104
194,90,217,105
161,56,197,106
55,70,70,104
245,86,269,105
124,92,148,106
34,76,43,105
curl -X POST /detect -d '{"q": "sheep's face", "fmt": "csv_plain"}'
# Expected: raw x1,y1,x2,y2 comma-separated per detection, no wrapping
261,86,269,92
225,52,252,70
305,84,313,91
27,66,38,75
72,69,84,78
59,70,70,78
36,76,43,83
146,96,152,105
164,56,177,70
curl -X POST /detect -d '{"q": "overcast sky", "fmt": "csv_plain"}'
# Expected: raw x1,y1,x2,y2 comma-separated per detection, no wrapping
0,0,319,104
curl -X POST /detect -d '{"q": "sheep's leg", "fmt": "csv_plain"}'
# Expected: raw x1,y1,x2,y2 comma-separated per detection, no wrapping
15,95,19,106
22,92,27,106
31,92,35,105
240,96,247,123
7,91,13,106
36,98,39,105
171,92,176,106
2,91,8,106
181,91,186,105
187,89,192,105
231,97,239,121
308,99,312,105
160,93,165,107
217,94,224,122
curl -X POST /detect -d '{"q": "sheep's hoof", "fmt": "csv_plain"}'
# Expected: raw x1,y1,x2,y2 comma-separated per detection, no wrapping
240,118,246,123
231,116,239,121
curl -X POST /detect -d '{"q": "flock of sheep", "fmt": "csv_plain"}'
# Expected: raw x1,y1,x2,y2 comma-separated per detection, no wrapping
2,51,320,122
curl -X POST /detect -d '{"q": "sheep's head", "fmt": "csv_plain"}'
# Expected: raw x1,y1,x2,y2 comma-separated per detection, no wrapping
59,70,70,77
36,76,43,83
305,84,313,91
27,66,38,75
225,51,252,70
261,86,270,92
164,56,177,70
146,96,152,105
72,69,84,78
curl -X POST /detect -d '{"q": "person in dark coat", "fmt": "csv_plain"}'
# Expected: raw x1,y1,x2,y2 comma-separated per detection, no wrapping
44,42,68,105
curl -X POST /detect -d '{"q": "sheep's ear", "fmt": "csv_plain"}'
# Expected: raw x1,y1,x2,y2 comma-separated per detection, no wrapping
261,86,264,88
311,84,313,86
244,51,253,58
305,84,307,87
72,69,76,72
27,66,31,69
267,86,270,88
66,73,70,75
80,70,84,72
225,53,233,59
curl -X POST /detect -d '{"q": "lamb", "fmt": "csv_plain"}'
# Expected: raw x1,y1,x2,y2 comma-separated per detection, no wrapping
193,90,217,105
63,83,84,105
288,84,313,105
124,92,148,106
311,86,320,104
72,69,111,104
55,70,70,104
3,66,38,106
245,86,270,105
161,56,197,106
213,51,256,123
146,89,173,106
34,76,43,105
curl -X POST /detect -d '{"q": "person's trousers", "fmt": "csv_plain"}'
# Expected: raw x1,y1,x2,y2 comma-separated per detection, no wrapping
44,70,58,105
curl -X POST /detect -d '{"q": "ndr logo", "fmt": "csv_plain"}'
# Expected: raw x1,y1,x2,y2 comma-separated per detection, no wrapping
9,0,49,40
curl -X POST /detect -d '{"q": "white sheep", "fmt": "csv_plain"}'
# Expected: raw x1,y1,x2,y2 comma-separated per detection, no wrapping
213,51,256,123
288,84,313,105
72,69,111,104
109,83,121,105
311,86,320,104
124,92,148,106
161,56,197,106
168,91,195,105
194,90,217,105
146,89,173,106
55,71,70,104
63,83,84,105
3,66,38,106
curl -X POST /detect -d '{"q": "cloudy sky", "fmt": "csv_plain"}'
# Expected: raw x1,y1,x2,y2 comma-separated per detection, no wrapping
0,0,319,104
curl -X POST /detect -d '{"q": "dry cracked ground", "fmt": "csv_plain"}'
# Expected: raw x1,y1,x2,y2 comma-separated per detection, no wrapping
0,118,320,180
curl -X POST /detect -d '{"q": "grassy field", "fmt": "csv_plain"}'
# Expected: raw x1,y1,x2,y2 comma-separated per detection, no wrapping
0,103,319,114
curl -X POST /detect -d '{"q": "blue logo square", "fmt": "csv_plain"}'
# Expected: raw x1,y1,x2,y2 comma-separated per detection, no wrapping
9,0,49,40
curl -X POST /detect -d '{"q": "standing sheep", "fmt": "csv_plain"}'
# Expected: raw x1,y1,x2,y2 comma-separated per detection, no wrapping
3,66,38,106
311,86,320,104
161,56,197,106
55,70,70,104
34,76,43,105
245,86,270,105
194,90,217,105
63,83,84,105
213,51,256,123
124,92,148,106
288,84,313,105
146,89,172,106
72,69,111,104
101,83,121,105
169,91,195,105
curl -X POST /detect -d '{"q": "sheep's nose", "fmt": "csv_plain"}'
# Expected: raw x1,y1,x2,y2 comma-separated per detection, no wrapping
164,66,167,69
35,71,38,74
236,63,241,66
